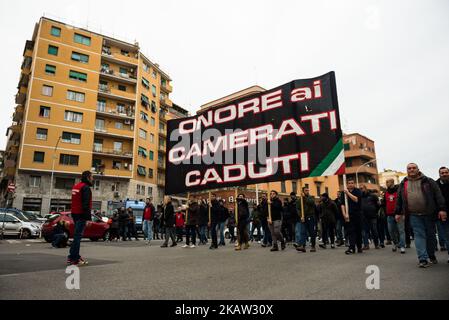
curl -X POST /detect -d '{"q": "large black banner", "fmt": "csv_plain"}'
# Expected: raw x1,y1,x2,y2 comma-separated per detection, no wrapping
165,72,345,195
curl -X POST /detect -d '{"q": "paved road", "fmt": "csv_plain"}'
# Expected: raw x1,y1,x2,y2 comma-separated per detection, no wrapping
0,238,448,300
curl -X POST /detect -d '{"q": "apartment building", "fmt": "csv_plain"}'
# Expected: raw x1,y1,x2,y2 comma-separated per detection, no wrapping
0,17,188,214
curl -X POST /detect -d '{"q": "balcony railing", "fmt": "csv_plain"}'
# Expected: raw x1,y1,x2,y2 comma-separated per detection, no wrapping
15,93,26,105
157,161,166,169
100,68,137,83
98,84,111,93
92,147,133,158
96,104,135,119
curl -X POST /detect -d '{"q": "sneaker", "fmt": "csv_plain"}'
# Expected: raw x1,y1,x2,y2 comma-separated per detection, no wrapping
209,245,218,250
170,242,177,247
78,257,89,266
386,240,392,245
235,245,241,251
363,245,370,250
160,244,168,248
392,245,397,252
319,244,327,249
310,246,316,252
429,257,438,264
243,243,249,250
261,243,267,248
182,244,189,248
330,244,335,249
419,260,429,268
281,242,286,250
296,246,306,252
67,258,77,266
380,244,385,248
375,246,380,250
270,246,279,252
400,247,405,254
293,243,299,248
345,249,354,255
189,244,196,248
336,241,344,247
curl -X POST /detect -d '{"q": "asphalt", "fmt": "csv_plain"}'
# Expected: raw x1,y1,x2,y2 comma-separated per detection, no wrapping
0,238,448,300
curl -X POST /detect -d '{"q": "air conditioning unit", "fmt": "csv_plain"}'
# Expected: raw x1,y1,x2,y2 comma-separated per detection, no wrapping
124,163,128,168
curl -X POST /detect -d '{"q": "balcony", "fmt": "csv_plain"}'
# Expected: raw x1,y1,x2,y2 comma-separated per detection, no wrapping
96,104,135,120
101,46,138,67
93,167,133,179
158,145,166,153
157,178,165,187
98,84,136,103
21,56,32,71
158,129,167,137
8,122,22,133
344,148,376,160
159,110,167,122
12,106,24,122
3,159,16,169
94,127,134,139
345,165,378,176
160,82,173,93
18,73,30,89
100,67,137,85
23,40,34,56
15,93,26,105
92,147,133,159
157,161,166,170
160,97,172,108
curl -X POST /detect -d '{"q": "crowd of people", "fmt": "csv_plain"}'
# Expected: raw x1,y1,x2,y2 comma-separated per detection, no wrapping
64,164,448,268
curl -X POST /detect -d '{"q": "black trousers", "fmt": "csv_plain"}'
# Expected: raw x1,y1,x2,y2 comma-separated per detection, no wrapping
210,222,218,247
185,225,197,245
347,214,362,251
321,222,336,245
238,221,249,244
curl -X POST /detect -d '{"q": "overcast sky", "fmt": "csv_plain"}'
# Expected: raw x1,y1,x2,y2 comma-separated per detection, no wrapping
1,0,448,179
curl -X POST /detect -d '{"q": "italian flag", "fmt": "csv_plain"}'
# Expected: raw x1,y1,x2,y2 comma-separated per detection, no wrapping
309,138,345,177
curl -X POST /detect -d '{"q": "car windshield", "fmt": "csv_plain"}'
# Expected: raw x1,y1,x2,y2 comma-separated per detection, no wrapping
11,212,31,222
22,211,39,220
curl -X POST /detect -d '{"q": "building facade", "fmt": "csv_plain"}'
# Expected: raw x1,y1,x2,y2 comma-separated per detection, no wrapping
378,169,406,189
196,86,341,201
341,133,380,191
1,17,188,215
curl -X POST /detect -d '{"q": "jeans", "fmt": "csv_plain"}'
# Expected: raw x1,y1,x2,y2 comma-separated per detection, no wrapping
218,222,226,245
347,214,363,251
185,225,197,245
261,219,272,245
295,222,302,244
362,216,379,247
143,220,153,241
387,216,405,248
299,215,317,247
68,215,86,261
436,220,447,248
441,220,449,256
336,219,344,242
199,225,207,243
409,214,437,262
269,220,284,246
163,227,176,245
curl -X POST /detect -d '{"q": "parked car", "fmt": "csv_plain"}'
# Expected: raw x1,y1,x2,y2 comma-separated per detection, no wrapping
0,211,42,239
3,208,46,227
41,212,110,243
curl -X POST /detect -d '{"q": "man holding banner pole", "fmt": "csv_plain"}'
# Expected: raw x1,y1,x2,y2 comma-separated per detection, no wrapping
340,177,363,254
235,193,250,251
268,190,285,251
208,193,220,250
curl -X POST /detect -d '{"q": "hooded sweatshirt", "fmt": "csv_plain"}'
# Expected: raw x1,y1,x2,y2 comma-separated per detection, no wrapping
407,175,427,214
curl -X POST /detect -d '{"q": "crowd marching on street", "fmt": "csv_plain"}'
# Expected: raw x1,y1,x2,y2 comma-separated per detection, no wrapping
63,164,448,269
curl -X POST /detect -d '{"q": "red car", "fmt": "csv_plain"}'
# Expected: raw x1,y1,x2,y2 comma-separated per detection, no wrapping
42,212,110,242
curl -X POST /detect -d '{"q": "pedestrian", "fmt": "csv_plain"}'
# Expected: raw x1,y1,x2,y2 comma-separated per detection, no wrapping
143,198,155,244
268,190,285,251
161,196,177,247
209,194,220,249
340,179,363,255
395,163,447,267
382,179,406,253
281,198,292,243
175,207,185,242
126,208,139,241
250,204,262,242
296,187,317,253
436,166,449,263
184,195,199,248
67,170,93,266
217,199,228,246
259,194,272,247
198,199,209,245
227,207,237,244
118,206,129,241
318,193,338,249
235,193,250,251
360,185,380,250
376,190,388,248
108,211,120,241
334,191,346,246
52,220,68,248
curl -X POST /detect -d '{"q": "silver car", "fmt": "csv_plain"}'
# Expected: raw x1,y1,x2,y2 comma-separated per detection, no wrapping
0,212,42,239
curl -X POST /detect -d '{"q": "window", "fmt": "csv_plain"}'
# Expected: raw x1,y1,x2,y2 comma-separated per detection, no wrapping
113,142,123,152
55,177,75,190
150,134,154,143
281,181,286,194
152,70,157,79
159,122,166,132
139,129,147,140
69,70,87,82
141,94,149,106
33,151,45,163
45,64,56,75
67,90,85,102
36,128,48,140
344,143,350,151
151,101,157,113
39,106,50,118
149,151,154,161
29,176,41,187
159,139,165,148
117,103,125,114
62,132,81,144
150,117,155,126
291,181,297,194
48,45,58,56
148,186,153,195
325,187,329,195
59,154,79,166
95,118,105,129
51,26,61,37
42,85,53,96
64,111,83,123
151,85,157,97
93,180,100,191
141,77,150,89
112,160,121,170
97,99,106,112
346,159,353,167
316,184,321,196
93,138,103,152
305,183,310,189
118,85,126,92
136,184,141,195
74,33,91,46
92,158,102,169
115,121,123,129
138,146,148,158
119,67,128,75
137,166,146,176
161,78,167,87
149,169,153,179
71,52,89,63
140,111,148,122
112,182,120,192
121,49,129,56
160,92,166,101
143,63,150,72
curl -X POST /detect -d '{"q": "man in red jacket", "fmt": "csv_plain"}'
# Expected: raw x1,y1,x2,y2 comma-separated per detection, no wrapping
68,171,93,266
383,179,406,254
143,198,155,244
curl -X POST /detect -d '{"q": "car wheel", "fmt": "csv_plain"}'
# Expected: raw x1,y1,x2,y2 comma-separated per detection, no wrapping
102,230,110,241
20,229,31,239
90,237,99,242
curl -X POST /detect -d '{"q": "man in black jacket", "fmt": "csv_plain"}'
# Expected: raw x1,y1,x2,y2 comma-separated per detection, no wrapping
259,195,272,247
235,194,250,251
118,207,129,241
269,190,285,251
436,166,449,263
184,195,200,248
209,194,220,249
161,196,177,247
395,163,447,267
360,185,380,250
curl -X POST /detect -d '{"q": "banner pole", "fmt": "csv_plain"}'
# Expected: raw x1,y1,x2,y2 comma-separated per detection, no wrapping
299,179,305,222
208,191,211,225
268,191,272,224
342,174,349,220
256,184,259,205
234,188,238,226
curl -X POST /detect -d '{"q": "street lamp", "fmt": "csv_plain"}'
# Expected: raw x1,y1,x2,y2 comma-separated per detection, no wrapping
48,136,62,213
356,159,377,188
